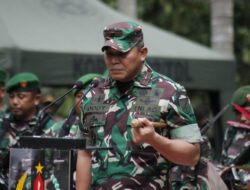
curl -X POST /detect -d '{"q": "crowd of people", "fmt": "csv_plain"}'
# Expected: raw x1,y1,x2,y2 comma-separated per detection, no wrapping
0,21,249,190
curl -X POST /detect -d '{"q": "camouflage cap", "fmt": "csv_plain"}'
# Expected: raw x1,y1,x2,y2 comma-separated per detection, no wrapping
6,72,41,93
102,21,144,53
231,85,250,106
73,73,101,96
0,68,7,85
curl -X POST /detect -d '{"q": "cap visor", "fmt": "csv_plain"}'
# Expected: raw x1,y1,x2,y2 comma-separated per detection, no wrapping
101,40,129,53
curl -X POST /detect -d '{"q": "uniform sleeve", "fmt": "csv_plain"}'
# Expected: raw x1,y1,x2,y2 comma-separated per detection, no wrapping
166,85,202,143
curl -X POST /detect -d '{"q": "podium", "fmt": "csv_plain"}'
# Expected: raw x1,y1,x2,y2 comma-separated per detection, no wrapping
8,136,90,190
9,148,70,190
8,136,112,190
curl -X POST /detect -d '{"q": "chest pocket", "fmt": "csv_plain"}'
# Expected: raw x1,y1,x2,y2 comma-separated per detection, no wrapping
83,113,106,145
130,88,163,122
84,114,106,127
83,100,109,128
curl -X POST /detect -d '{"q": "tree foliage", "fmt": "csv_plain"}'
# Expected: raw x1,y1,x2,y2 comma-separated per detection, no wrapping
234,0,250,85
100,0,250,85
137,0,210,46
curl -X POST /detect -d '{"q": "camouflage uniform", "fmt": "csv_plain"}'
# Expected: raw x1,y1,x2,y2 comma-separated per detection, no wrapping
48,73,102,190
221,124,250,165
169,157,228,190
0,112,62,159
52,73,102,138
168,119,227,189
81,62,202,189
220,123,250,189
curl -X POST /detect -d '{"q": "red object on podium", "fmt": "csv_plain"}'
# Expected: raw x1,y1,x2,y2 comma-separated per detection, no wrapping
34,175,44,190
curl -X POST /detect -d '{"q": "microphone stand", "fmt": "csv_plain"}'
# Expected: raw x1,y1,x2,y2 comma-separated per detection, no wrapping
39,84,79,117
58,100,80,137
200,104,230,135
33,83,83,135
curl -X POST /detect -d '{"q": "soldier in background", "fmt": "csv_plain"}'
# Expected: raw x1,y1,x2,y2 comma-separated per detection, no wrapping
41,73,102,190
0,68,7,117
220,85,250,189
59,73,102,138
57,73,101,190
73,74,101,116
0,72,61,189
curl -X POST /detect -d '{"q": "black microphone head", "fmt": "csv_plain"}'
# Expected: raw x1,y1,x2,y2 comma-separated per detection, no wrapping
73,81,85,90
91,79,100,88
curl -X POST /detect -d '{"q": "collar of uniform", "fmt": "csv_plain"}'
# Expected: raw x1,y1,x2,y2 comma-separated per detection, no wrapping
103,61,153,88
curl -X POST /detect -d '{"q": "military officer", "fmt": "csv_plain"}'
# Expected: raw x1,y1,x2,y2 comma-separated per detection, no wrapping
76,21,203,190
58,73,102,190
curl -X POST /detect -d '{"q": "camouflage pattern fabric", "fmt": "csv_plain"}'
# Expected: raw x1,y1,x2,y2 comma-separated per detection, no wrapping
69,121,81,138
42,112,81,138
221,124,250,189
102,21,143,53
169,135,227,190
169,157,228,190
0,112,62,162
80,62,202,189
200,136,214,161
221,125,249,164
64,115,82,138
43,112,82,190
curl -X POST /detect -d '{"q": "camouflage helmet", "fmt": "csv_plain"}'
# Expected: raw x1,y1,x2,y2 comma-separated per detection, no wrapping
102,21,144,53
6,72,41,93
231,85,250,106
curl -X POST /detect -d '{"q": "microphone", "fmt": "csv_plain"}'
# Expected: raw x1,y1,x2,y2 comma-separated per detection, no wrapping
87,79,100,92
33,81,85,135
81,78,100,101
58,79,100,137
72,81,85,91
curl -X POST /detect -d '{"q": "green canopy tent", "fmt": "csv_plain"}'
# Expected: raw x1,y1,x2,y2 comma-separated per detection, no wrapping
0,0,235,157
